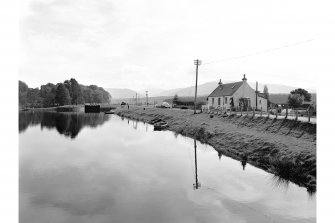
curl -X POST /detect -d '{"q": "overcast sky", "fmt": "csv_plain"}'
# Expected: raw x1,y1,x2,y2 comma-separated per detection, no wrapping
19,0,332,91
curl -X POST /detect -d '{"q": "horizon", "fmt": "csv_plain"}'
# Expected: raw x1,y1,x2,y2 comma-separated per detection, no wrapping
20,78,317,94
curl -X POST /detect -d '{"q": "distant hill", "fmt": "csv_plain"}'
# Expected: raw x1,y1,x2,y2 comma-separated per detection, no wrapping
269,93,317,104
138,88,167,97
106,88,143,99
106,81,316,100
155,82,220,97
153,81,316,97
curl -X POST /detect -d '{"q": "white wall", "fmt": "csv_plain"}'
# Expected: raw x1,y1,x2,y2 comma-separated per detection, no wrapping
230,81,256,108
208,96,223,108
208,96,232,109
207,81,268,111
257,96,268,111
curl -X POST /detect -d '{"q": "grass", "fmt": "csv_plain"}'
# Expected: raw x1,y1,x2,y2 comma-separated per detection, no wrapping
269,156,311,185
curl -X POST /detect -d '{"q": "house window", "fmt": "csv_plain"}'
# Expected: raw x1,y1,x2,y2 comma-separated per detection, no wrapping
225,97,228,104
259,100,261,104
212,98,214,105
218,98,221,106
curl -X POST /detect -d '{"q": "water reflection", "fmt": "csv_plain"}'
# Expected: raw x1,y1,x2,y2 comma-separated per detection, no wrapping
193,138,201,190
19,112,109,138
241,153,248,171
133,120,138,130
218,151,223,160
20,114,316,223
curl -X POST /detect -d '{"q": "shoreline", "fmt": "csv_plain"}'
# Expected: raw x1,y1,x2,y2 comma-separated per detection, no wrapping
115,106,316,193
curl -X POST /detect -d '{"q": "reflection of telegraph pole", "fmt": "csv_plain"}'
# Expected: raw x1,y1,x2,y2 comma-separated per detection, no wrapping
146,91,148,106
193,138,201,190
194,59,201,114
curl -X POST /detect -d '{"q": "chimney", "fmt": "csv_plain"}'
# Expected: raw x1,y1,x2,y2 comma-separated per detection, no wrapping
242,74,247,82
218,79,222,86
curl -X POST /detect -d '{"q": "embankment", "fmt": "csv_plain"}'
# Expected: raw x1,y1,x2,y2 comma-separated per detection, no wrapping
116,107,316,193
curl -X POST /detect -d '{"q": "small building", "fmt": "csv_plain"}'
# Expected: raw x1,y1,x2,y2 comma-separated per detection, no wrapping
207,74,268,111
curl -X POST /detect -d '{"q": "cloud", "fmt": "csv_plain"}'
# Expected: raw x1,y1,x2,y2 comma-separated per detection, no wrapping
19,0,323,90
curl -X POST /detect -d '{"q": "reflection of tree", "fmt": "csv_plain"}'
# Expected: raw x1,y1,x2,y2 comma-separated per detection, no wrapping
19,112,44,133
19,112,110,138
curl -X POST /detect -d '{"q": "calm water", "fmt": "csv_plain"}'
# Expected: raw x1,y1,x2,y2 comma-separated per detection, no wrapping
19,112,316,223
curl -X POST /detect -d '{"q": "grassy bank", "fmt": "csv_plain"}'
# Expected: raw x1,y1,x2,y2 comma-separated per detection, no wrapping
116,106,316,193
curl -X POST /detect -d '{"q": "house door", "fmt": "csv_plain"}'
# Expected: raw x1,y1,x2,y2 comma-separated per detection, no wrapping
239,98,251,110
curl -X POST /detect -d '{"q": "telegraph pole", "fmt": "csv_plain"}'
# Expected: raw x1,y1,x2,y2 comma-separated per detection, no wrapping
135,93,137,106
146,91,148,106
194,59,201,114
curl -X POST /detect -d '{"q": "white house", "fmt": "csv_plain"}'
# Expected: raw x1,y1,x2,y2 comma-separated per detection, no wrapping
207,74,268,111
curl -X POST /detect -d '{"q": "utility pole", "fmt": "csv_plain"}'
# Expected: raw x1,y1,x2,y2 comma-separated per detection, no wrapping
194,59,201,114
193,138,201,190
146,91,148,106
135,93,137,106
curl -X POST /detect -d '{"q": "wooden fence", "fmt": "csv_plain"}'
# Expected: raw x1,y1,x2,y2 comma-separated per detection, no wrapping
201,106,315,123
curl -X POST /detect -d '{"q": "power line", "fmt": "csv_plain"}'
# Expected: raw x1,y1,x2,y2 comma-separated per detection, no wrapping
202,39,315,65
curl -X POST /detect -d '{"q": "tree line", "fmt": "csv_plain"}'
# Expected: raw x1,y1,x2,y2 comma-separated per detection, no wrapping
19,78,111,108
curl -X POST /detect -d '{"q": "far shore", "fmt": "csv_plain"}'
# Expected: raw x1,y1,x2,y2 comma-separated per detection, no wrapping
19,104,115,112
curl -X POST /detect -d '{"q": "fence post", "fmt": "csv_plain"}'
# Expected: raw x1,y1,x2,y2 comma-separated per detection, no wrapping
260,107,262,116
295,110,298,121
252,107,255,118
308,109,311,123
285,108,288,119
275,109,278,119
240,107,242,116
268,109,270,118
246,106,249,116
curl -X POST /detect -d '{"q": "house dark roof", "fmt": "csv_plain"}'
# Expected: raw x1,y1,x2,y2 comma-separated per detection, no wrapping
208,81,243,97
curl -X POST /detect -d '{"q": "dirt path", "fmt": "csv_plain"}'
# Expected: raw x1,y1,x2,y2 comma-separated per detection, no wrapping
116,106,316,193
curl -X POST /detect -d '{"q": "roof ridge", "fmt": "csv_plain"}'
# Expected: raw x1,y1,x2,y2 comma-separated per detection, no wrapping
208,81,244,97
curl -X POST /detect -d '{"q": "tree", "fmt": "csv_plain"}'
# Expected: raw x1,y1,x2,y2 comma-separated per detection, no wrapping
263,85,269,100
173,94,179,105
102,90,111,103
82,87,93,103
18,79,111,107
92,90,104,103
287,93,303,108
19,81,29,107
290,88,311,102
69,78,84,104
26,88,42,107
55,83,71,106
40,83,56,107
